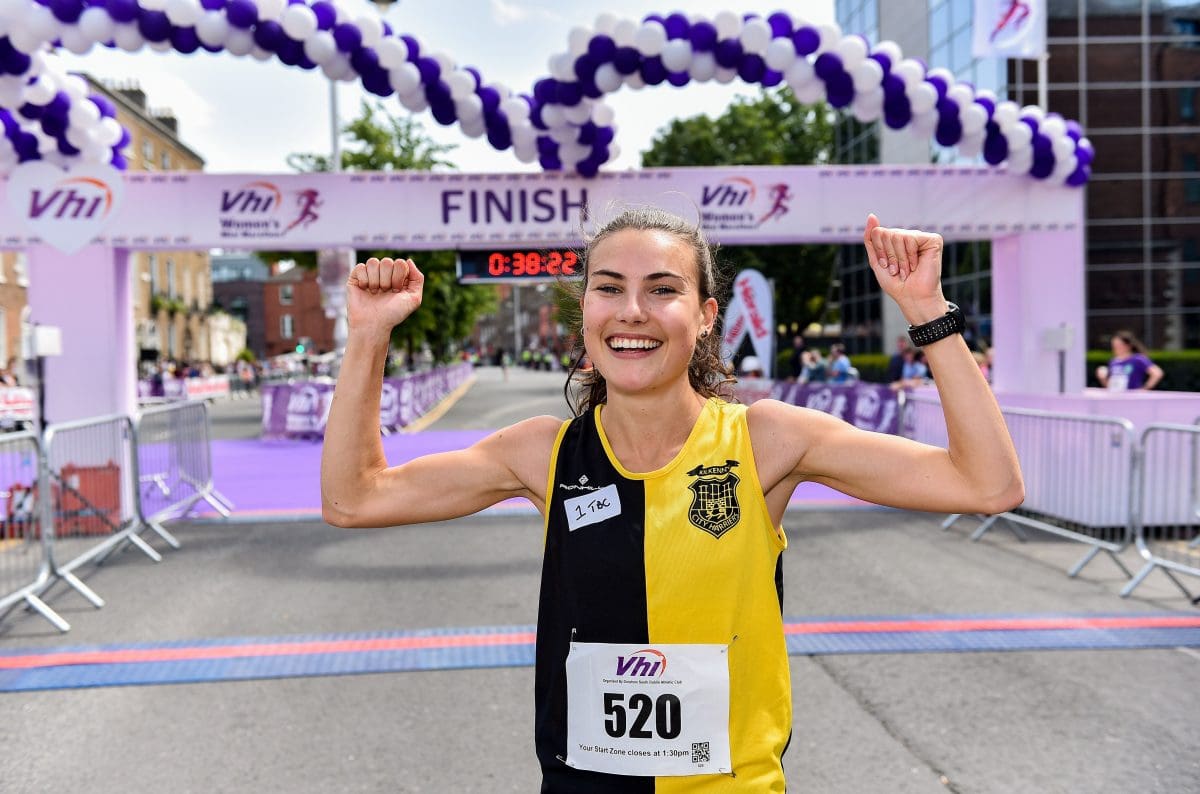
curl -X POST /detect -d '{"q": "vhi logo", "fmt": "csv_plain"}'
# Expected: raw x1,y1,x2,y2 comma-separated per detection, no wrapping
615,648,667,677
5,162,125,254
219,180,322,239
699,176,792,228
701,176,756,208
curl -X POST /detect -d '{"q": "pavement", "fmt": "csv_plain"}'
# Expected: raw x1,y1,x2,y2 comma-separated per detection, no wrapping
1,366,1198,793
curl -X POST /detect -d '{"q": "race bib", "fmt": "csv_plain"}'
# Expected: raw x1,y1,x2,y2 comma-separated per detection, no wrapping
564,642,732,777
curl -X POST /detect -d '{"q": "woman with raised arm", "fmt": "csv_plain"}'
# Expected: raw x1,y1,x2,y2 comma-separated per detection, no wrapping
320,208,1023,793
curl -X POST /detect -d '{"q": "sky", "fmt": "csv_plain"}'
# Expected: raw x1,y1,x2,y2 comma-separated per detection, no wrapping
57,0,836,175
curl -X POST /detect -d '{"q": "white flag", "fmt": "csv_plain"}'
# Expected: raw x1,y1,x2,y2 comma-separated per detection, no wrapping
724,269,775,379
972,0,1047,59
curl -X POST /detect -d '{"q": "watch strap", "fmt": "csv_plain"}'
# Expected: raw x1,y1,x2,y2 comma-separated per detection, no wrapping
908,302,965,347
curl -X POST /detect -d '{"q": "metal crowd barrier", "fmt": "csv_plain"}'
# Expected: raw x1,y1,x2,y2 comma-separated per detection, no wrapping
136,401,233,523
902,394,1138,578
0,432,68,631
1121,422,1200,602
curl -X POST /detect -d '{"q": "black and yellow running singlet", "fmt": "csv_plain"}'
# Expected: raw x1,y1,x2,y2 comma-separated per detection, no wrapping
536,398,791,793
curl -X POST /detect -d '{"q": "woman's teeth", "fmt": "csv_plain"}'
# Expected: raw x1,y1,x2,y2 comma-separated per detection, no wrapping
608,338,662,350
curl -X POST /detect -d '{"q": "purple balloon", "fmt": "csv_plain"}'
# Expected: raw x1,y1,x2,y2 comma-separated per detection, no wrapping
1031,148,1055,178
532,78,556,104
463,67,482,89
555,81,582,106
1020,116,1039,134
714,39,743,69
424,78,451,105
580,76,602,99
1,48,31,77
528,104,545,131
613,46,640,75
642,14,665,26
486,119,511,151
573,53,597,84
576,121,597,145
640,55,667,85
253,20,284,51
49,0,84,24
667,70,689,87
689,21,718,52
974,96,995,117
588,34,616,63
936,97,959,118
869,52,892,74
1031,132,1052,155
400,35,419,60
362,68,391,97
200,0,226,10
279,37,307,65
57,136,80,156
18,102,43,120
350,47,379,75
41,113,66,138
768,11,794,39
172,26,201,54
826,75,854,108
738,53,766,83
333,23,362,53
137,9,172,42
983,126,1008,164
309,1,335,30
14,131,38,160
224,0,257,29
116,127,131,148
0,109,15,137
595,126,615,146
477,86,501,113
90,95,116,118
762,69,783,88
664,12,689,40
429,94,456,126
792,26,820,56
1065,120,1083,140
925,75,948,99
884,105,912,130
576,159,599,178
416,56,441,85
45,91,70,119
882,74,905,97
536,136,558,156
813,52,843,81
1066,164,1089,187
935,116,963,146
539,152,562,171
110,153,128,170
106,0,139,24
1075,146,1094,166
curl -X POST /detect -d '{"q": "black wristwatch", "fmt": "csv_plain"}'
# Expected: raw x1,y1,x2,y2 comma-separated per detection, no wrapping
908,302,965,347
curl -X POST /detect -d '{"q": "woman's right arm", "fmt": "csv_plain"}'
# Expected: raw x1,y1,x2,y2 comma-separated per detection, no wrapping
320,257,559,528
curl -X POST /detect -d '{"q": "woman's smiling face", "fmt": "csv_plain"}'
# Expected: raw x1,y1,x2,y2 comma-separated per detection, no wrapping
582,228,717,397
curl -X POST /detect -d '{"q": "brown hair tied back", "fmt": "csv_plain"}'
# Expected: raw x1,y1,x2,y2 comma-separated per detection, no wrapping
1112,330,1146,355
563,206,736,417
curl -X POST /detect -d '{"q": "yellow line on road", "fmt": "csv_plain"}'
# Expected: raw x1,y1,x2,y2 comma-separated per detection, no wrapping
401,375,477,433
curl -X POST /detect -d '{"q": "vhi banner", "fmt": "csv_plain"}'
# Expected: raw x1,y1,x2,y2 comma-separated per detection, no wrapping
721,269,774,378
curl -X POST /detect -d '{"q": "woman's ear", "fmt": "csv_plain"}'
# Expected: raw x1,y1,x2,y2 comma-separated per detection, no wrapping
703,297,719,329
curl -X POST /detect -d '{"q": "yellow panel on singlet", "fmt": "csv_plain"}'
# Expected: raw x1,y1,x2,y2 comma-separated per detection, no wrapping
595,398,791,792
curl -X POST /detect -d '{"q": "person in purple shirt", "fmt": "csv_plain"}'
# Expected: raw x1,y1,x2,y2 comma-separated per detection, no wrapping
1095,330,1164,390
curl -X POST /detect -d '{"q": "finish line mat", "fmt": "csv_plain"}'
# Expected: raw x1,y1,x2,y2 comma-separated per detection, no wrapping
3,614,1199,693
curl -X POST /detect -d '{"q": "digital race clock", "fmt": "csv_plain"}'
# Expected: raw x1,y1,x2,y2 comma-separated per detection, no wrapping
456,248,581,283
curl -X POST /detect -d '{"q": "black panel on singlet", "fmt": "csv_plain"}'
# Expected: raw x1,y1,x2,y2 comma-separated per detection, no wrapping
535,411,654,794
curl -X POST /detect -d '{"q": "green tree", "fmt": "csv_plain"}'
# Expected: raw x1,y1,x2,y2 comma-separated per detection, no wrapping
641,88,839,336
263,102,496,364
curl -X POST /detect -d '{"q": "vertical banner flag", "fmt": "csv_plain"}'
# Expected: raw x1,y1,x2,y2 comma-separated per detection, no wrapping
722,269,775,379
972,0,1047,59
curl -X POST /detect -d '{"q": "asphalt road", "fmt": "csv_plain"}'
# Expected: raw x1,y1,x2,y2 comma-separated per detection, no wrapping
1,366,1197,793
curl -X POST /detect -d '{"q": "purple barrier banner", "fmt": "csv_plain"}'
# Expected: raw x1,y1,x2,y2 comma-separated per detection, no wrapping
138,376,232,402
261,364,472,440
733,379,901,435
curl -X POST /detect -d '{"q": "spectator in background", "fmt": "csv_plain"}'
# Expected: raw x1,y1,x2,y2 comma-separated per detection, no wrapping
885,336,910,383
788,334,807,380
801,349,827,383
828,343,854,383
890,348,929,391
739,355,765,378
1096,331,1163,391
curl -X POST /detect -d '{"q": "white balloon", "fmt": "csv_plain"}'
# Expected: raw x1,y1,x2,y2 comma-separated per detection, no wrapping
388,62,420,95
510,119,535,146
624,71,645,90
549,52,576,82
957,132,984,159
549,125,578,145
250,44,273,61
946,84,974,108
61,27,93,55
447,71,476,100
60,73,86,100
607,142,620,162
432,52,455,75
688,52,717,82
1007,148,1033,173
661,39,692,72
66,124,91,150
851,58,883,93
794,78,825,104
97,117,122,146
280,5,318,40
78,7,115,42
255,0,286,21
835,35,868,70
140,0,168,11
961,103,988,135
567,26,591,56
591,102,615,126
541,104,565,128
514,140,537,164
563,102,592,124
1052,134,1075,160
992,101,1020,130
908,82,938,115
24,77,55,105
399,89,428,113
892,59,924,89
764,37,797,71
1020,104,1045,122
455,94,483,121
0,0,29,26
0,80,24,106
354,14,383,48
713,10,741,40
225,28,255,56
68,97,100,127
374,36,408,69
613,19,637,47
1004,123,1032,150
1053,152,1078,183
739,18,772,55
633,21,666,57
27,5,59,42
112,23,144,53
910,109,937,137
7,25,45,55
501,97,531,122
872,40,902,65
594,63,622,93
714,66,737,85
1041,117,1067,139
303,31,337,65
165,0,201,28
559,141,589,166
851,88,883,123
197,12,231,48
593,13,618,36
81,140,110,164
815,23,842,54
459,115,485,139
785,57,815,89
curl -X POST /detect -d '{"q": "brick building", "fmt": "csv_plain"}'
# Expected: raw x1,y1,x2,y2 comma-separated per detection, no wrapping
262,264,335,358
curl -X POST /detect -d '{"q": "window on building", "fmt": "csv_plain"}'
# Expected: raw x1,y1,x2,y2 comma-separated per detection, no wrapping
166,258,176,298
1182,87,1196,121
147,254,158,294
279,284,294,305
281,314,294,339
0,253,7,284
141,138,154,169
1172,18,1199,47
14,252,27,287
160,151,170,170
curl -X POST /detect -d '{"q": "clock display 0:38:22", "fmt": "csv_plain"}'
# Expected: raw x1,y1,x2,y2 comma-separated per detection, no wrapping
488,250,578,277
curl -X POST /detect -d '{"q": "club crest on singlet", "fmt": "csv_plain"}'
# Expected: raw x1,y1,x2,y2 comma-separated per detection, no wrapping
686,459,741,538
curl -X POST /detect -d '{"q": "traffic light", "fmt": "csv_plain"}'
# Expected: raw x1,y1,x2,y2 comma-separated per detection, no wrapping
295,336,313,354
295,342,306,354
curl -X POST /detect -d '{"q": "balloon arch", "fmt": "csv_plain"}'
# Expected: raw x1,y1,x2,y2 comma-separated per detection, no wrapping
0,4,1091,184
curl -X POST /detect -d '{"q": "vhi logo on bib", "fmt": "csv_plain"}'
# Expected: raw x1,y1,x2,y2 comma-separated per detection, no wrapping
565,642,732,776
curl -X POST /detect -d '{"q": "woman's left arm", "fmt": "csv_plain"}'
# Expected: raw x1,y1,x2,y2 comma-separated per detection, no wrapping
752,215,1024,516
1143,363,1164,390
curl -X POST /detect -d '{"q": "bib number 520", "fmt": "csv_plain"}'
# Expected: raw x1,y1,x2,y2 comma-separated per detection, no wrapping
603,692,682,739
